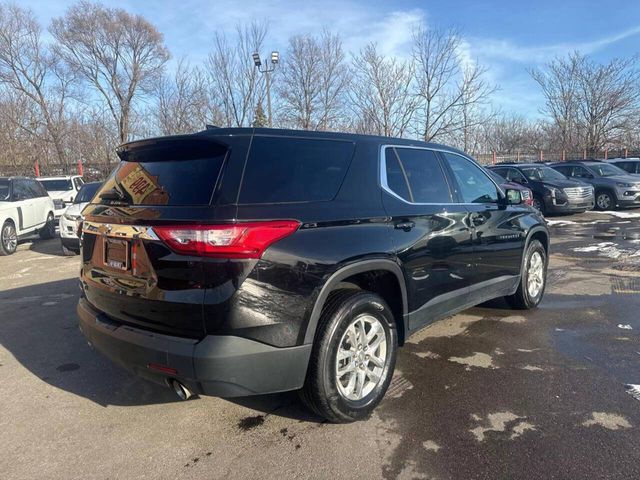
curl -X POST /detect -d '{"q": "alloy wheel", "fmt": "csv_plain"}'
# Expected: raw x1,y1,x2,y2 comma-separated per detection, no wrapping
335,314,387,401
527,251,544,298
2,223,17,253
596,193,611,210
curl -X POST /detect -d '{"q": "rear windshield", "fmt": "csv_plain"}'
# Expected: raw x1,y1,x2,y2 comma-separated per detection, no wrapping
93,141,227,206
40,179,73,191
238,136,354,204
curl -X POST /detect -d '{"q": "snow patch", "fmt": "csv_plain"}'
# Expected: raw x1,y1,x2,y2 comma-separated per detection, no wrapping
546,219,578,226
422,440,441,452
582,412,632,430
449,352,495,369
592,210,640,219
572,242,640,259
412,351,441,360
470,412,536,441
520,365,544,371
618,324,633,330
625,384,640,402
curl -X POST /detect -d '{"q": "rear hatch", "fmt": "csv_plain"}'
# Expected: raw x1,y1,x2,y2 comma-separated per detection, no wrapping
80,135,242,339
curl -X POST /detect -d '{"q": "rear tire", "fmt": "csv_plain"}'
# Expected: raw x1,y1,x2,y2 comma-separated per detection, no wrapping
299,289,397,423
0,220,17,256
506,239,547,310
39,213,55,239
61,242,78,256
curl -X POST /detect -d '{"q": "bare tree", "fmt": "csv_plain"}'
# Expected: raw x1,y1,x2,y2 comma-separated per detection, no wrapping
412,26,494,143
0,3,72,165
206,22,266,128
350,43,417,137
51,2,169,144
575,55,640,154
529,52,582,150
278,31,350,130
155,58,213,135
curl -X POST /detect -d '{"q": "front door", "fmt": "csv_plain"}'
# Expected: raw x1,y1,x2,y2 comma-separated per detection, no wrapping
440,152,526,300
381,146,474,331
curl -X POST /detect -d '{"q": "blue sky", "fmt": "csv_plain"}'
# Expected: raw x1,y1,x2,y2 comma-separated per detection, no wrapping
26,0,640,119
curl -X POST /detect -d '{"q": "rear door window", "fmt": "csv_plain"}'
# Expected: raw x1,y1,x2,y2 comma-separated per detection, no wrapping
384,147,452,203
238,136,354,204
94,141,228,206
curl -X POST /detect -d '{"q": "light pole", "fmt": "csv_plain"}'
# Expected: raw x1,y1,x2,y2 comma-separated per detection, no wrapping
252,51,279,127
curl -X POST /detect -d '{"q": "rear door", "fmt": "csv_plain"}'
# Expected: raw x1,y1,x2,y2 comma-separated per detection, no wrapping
441,152,526,298
81,135,248,339
12,180,37,230
25,179,50,226
381,146,474,330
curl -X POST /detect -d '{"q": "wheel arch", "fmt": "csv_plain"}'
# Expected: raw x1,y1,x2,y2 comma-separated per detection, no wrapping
303,259,408,346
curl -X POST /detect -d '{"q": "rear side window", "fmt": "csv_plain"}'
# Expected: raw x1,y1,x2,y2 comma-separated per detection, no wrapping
238,136,354,204
94,141,227,206
384,147,452,203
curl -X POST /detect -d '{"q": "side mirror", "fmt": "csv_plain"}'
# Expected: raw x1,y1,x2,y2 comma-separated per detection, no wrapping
504,188,522,205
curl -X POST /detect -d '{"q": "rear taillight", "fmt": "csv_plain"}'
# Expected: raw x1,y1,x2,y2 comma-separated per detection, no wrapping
153,220,300,259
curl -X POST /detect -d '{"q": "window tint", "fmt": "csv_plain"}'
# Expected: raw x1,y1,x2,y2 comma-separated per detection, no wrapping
572,166,592,178
13,180,33,200
443,153,499,204
552,165,571,177
93,139,229,206
26,179,46,198
0,179,9,201
384,148,452,203
239,136,354,204
75,182,101,203
505,168,527,183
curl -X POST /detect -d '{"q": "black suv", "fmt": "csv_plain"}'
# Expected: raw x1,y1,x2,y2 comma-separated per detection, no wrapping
488,163,594,215
77,128,549,422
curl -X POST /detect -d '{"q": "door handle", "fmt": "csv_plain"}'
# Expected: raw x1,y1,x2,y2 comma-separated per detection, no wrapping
394,221,415,231
468,212,486,227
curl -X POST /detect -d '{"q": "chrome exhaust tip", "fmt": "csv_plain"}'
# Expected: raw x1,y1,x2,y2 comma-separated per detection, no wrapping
170,379,193,400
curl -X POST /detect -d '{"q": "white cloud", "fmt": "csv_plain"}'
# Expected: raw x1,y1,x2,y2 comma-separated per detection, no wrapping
469,24,640,64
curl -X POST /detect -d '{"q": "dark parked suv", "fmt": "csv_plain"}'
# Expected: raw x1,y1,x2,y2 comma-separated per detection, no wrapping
77,128,549,422
488,163,594,215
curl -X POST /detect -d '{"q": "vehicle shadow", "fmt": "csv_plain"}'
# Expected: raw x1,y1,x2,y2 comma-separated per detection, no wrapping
27,237,69,257
0,278,178,407
0,278,318,419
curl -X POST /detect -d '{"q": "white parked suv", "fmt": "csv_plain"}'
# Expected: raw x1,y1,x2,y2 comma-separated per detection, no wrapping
38,175,84,218
59,181,101,255
0,177,56,255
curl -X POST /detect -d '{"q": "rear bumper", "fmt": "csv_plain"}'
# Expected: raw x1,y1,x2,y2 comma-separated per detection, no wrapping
77,297,312,397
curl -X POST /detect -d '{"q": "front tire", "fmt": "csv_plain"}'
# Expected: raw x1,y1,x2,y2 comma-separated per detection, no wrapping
39,213,55,239
0,221,18,256
532,196,546,215
506,239,547,310
299,289,397,423
595,190,615,211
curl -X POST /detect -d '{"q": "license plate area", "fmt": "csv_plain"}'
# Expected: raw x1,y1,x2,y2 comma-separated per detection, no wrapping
104,237,130,271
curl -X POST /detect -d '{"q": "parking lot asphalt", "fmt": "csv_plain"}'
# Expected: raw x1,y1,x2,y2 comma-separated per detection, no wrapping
1,211,639,480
